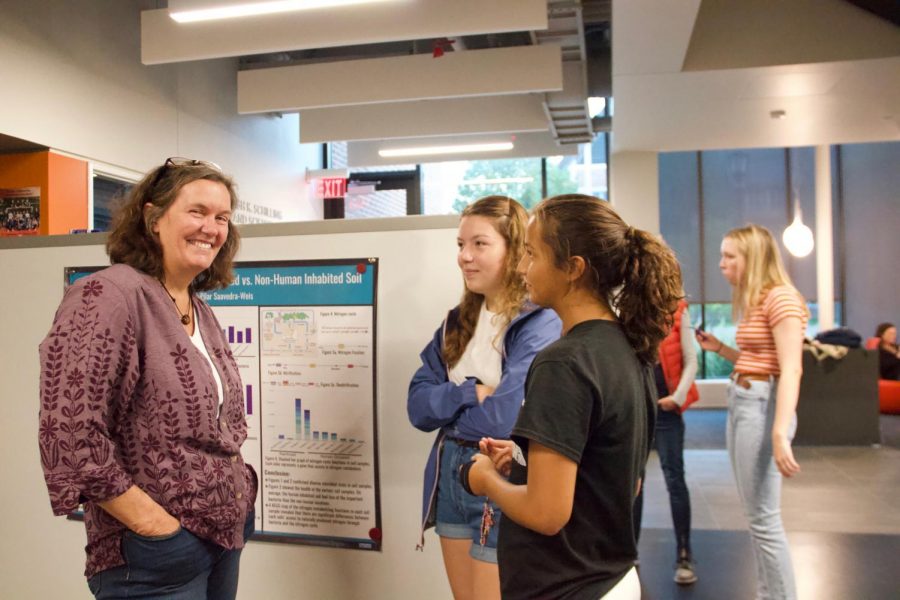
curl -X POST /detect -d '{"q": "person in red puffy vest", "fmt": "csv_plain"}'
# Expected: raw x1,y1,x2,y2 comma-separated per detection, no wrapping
633,299,700,585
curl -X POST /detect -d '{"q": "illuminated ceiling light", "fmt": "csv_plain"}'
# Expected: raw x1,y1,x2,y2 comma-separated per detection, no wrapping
782,200,814,258
460,177,534,186
169,0,397,24
587,97,606,119
378,142,514,158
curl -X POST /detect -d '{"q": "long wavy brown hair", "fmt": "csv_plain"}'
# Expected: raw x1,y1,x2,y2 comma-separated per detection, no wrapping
106,161,240,291
443,196,529,368
532,194,683,364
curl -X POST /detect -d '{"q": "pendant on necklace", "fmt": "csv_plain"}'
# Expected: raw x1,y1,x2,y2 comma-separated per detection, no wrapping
180,314,190,325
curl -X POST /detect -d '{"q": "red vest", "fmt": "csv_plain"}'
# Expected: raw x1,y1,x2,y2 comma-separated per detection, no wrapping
658,300,699,412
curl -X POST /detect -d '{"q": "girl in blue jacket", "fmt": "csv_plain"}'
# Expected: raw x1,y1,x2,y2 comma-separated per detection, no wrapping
408,195,560,600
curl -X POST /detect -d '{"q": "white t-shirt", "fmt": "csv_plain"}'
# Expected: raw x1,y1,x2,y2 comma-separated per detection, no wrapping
189,310,224,410
448,302,507,389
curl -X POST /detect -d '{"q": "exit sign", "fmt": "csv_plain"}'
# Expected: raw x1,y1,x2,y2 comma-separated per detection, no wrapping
318,177,347,198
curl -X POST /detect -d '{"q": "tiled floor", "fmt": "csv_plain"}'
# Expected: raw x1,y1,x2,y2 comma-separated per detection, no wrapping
637,410,900,599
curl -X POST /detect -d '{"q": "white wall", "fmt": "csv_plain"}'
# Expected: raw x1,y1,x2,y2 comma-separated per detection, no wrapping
0,0,322,221
609,151,660,234
0,216,467,598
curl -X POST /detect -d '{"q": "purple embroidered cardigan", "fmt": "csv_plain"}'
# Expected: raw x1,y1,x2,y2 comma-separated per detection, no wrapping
38,264,257,578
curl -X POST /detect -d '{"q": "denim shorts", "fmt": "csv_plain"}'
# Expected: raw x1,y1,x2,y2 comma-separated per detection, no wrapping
435,438,500,563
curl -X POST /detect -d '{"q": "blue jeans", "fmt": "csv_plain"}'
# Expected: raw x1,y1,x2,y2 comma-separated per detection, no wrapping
87,511,255,600
434,438,500,563
727,380,796,600
633,408,692,556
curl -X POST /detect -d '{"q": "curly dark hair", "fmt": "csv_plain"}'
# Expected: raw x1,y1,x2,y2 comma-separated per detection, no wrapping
532,194,684,364
105,161,240,291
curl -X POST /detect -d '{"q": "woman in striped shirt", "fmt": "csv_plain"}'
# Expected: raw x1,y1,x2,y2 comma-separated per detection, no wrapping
696,224,808,600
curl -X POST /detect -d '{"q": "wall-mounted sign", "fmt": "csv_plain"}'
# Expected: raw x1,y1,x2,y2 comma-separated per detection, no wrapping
317,177,347,199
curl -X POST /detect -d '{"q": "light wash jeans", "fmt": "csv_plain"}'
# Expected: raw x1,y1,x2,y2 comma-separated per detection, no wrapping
727,379,797,600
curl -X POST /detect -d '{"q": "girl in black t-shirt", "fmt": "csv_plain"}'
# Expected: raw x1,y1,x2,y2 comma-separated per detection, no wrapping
462,195,683,600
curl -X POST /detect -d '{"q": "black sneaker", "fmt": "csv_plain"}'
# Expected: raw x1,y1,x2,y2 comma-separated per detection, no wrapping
674,557,697,585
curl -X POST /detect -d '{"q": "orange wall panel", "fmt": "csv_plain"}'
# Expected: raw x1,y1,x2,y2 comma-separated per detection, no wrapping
47,152,88,234
0,151,88,235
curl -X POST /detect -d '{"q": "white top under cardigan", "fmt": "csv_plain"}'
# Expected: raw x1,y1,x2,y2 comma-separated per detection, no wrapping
448,302,507,389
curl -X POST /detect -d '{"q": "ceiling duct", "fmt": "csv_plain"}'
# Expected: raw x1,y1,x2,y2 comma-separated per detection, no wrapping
535,0,590,145
535,0,610,145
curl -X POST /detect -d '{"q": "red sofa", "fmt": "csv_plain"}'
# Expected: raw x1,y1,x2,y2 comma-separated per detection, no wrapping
865,338,900,414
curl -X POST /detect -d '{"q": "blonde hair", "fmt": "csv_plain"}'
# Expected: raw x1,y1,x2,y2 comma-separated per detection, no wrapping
725,224,805,320
443,196,528,368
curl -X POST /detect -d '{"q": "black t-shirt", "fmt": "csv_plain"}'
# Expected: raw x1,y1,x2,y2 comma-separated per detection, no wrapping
497,320,656,600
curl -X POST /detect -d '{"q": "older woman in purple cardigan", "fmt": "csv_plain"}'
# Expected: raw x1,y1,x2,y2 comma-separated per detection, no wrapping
39,158,255,600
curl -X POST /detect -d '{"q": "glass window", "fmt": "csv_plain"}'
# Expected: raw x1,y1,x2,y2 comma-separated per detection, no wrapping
659,152,701,301
421,158,543,214
700,148,789,303
698,303,738,379
329,141,348,169
663,149,844,378
93,176,133,232
546,134,609,200
839,141,900,338
344,188,407,219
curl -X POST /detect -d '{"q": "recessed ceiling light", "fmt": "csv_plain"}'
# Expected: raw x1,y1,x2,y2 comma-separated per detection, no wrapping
378,142,514,158
770,110,787,120
170,0,397,24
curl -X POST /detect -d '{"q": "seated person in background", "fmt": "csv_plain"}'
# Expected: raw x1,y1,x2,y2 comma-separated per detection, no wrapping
875,323,900,380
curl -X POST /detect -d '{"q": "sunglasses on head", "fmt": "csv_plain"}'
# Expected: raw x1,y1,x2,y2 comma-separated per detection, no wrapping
163,157,222,171
149,157,223,192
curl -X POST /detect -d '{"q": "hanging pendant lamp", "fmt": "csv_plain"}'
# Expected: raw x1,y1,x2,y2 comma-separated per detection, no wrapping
782,199,814,258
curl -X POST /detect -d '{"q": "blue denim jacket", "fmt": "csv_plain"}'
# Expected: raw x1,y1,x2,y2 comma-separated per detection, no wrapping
407,302,561,548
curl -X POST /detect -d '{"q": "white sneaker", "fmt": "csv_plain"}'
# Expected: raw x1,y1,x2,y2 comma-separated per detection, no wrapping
674,558,697,585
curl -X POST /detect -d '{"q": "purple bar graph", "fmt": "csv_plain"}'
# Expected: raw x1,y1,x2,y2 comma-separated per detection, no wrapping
246,385,253,415
222,326,253,345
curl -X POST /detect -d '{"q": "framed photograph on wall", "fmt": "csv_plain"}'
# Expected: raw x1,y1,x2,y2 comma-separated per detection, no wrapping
0,187,40,236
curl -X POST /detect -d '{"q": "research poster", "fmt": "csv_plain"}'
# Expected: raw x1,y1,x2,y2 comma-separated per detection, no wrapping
66,258,381,551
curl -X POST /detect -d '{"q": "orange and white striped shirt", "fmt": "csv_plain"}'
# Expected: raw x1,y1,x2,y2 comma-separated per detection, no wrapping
734,285,808,376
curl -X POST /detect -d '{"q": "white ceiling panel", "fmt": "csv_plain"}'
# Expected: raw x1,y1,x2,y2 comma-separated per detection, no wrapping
348,131,577,167
142,0,548,65
612,0,900,152
612,0,702,76
613,57,900,152
238,45,562,113
299,95,549,143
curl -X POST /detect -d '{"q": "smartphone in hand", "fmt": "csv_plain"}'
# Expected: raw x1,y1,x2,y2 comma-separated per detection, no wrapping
693,323,709,341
